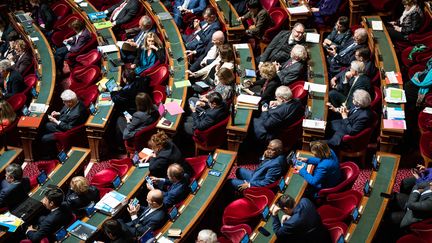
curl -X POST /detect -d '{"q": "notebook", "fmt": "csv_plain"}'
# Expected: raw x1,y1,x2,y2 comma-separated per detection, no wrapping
67,220,97,240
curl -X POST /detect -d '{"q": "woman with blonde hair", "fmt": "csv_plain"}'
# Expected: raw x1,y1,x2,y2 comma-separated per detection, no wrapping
242,61,281,104
0,100,16,133
64,176,99,215
131,32,165,75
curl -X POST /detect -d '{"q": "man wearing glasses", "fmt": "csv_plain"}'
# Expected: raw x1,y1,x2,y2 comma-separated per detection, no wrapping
258,23,306,67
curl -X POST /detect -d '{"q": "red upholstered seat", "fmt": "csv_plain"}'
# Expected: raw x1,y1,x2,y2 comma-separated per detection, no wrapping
425,94,432,107
109,158,133,177
69,65,101,92
420,131,432,168
53,124,88,151
222,194,268,226
36,160,59,176
317,189,362,224
260,0,279,10
370,86,382,114
152,85,167,105
409,64,427,79
185,155,207,180
192,116,230,155
25,160,58,188
21,59,35,77
370,71,380,87
144,64,170,87
418,111,432,134
7,94,27,112
90,167,119,188
261,8,287,44
75,49,102,67
397,234,428,243
273,116,304,152
66,34,98,65
51,28,75,47
325,222,348,242
289,81,308,105
51,0,71,21
219,224,252,243
53,13,82,31
76,85,99,107
22,74,38,96
124,119,159,155
317,162,360,202
244,187,275,205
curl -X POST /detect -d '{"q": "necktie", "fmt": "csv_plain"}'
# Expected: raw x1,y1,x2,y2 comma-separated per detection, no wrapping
339,42,357,57
283,60,293,69
135,31,145,46
110,0,128,22
139,208,151,222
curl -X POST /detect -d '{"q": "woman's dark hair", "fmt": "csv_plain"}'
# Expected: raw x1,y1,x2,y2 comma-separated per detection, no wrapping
7,31,19,42
276,195,295,209
45,187,64,207
135,92,153,113
103,219,123,239
208,92,223,106
122,68,136,83
247,0,262,9
356,47,371,61
337,16,349,31
219,44,235,63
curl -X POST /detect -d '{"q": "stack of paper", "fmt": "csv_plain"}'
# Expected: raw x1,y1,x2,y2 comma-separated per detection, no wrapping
95,191,127,216
306,33,320,43
233,43,249,49
29,103,49,113
237,94,261,110
97,44,118,53
164,101,184,115
98,92,112,106
0,212,24,232
386,107,405,120
287,5,309,15
371,21,383,31
302,119,326,130
139,148,154,162
383,119,406,130
385,88,406,103
303,82,327,93
157,12,173,20
385,71,403,85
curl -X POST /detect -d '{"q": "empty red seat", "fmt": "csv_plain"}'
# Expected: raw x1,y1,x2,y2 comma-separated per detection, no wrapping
75,85,99,107
69,65,101,92
53,124,88,151
325,222,348,242
53,13,82,31
7,93,27,112
262,8,287,44
317,189,362,224
418,111,432,134
289,81,308,105
219,224,252,243
145,64,170,87
51,0,71,21
420,131,432,168
152,85,167,105
22,74,38,96
185,155,207,180
109,158,133,177
260,0,279,10
90,167,119,188
75,49,102,67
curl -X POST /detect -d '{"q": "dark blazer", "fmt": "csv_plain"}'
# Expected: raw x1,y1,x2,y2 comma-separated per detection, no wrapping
108,0,140,26
56,100,88,131
364,60,377,78
158,178,190,208
185,20,221,51
31,3,56,31
243,8,273,37
125,206,167,235
67,29,91,53
400,182,432,227
328,107,373,147
0,24,14,55
12,50,32,75
26,205,73,242
123,109,159,140
260,30,306,64
192,103,229,131
251,76,281,105
329,39,367,75
249,155,285,187
345,74,373,109
397,6,424,35
110,77,149,113
272,198,330,243
2,69,25,99
0,178,30,210
64,186,100,215
277,59,306,86
149,141,182,178
253,99,304,141
174,0,207,15
325,28,352,50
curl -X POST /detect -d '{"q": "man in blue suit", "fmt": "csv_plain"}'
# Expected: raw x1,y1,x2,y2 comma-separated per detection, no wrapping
147,163,190,208
173,0,207,28
183,7,221,51
119,189,167,237
228,139,285,191
0,163,30,210
271,195,330,243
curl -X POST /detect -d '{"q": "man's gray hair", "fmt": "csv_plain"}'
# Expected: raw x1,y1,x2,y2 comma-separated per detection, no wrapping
0,59,12,71
351,60,365,74
355,28,368,43
275,86,293,101
141,15,152,26
353,89,371,108
61,89,78,101
291,44,307,61
293,22,305,30
6,163,23,181
197,229,218,243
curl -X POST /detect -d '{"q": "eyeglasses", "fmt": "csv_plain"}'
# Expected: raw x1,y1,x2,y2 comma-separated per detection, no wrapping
293,28,305,35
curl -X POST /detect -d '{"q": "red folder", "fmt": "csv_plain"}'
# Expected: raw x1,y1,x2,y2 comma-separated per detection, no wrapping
18,116,43,128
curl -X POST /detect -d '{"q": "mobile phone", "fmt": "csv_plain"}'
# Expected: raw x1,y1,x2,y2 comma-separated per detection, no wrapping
123,111,132,120
145,176,153,187
380,192,392,199
209,170,221,177
131,197,139,207
246,56,252,62
258,226,271,236
162,119,172,126
189,100,196,107
262,103,269,109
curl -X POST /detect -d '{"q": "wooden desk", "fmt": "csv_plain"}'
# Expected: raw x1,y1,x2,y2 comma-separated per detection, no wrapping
144,1,188,136
227,44,255,151
0,147,23,173
66,0,122,162
156,150,237,241
302,34,329,150
279,0,311,28
209,0,245,43
345,152,400,243
251,151,313,243
9,14,56,162
362,16,404,153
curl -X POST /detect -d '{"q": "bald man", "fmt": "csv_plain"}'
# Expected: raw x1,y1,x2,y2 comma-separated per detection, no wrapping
228,139,286,191
147,163,189,208
120,189,167,236
187,30,225,72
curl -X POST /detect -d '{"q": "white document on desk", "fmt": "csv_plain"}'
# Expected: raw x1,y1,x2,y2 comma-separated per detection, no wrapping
302,119,326,130
233,43,249,49
287,5,309,15
371,21,383,31
157,12,172,20
29,103,49,113
306,33,320,43
97,45,118,53
303,82,327,93
79,2,88,7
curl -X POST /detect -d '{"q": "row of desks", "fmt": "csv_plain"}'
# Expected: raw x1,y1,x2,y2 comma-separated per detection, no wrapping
209,0,245,43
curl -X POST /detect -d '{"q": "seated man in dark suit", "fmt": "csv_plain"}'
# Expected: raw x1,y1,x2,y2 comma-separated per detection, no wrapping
328,60,374,110
0,163,30,210
183,7,220,52
41,89,88,154
54,19,91,68
101,219,135,243
258,23,306,66
0,31,19,61
271,195,330,243
119,189,167,237
238,0,273,39
327,28,368,77
228,139,285,191
104,0,140,27
327,89,373,147
274,44,307,86
173,0,207,29
355,47,377,78
25,187,73,242
147,163,190,208
187,30,225,72
253,86,304,142
0,59,25,99
11,39,32,75
0,19,14,56
183,91,229,136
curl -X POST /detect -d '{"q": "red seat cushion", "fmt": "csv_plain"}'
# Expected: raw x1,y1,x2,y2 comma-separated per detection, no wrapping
90,167,119,188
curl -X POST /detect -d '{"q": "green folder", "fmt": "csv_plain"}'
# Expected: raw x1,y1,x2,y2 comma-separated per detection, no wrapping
390,89,403,99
